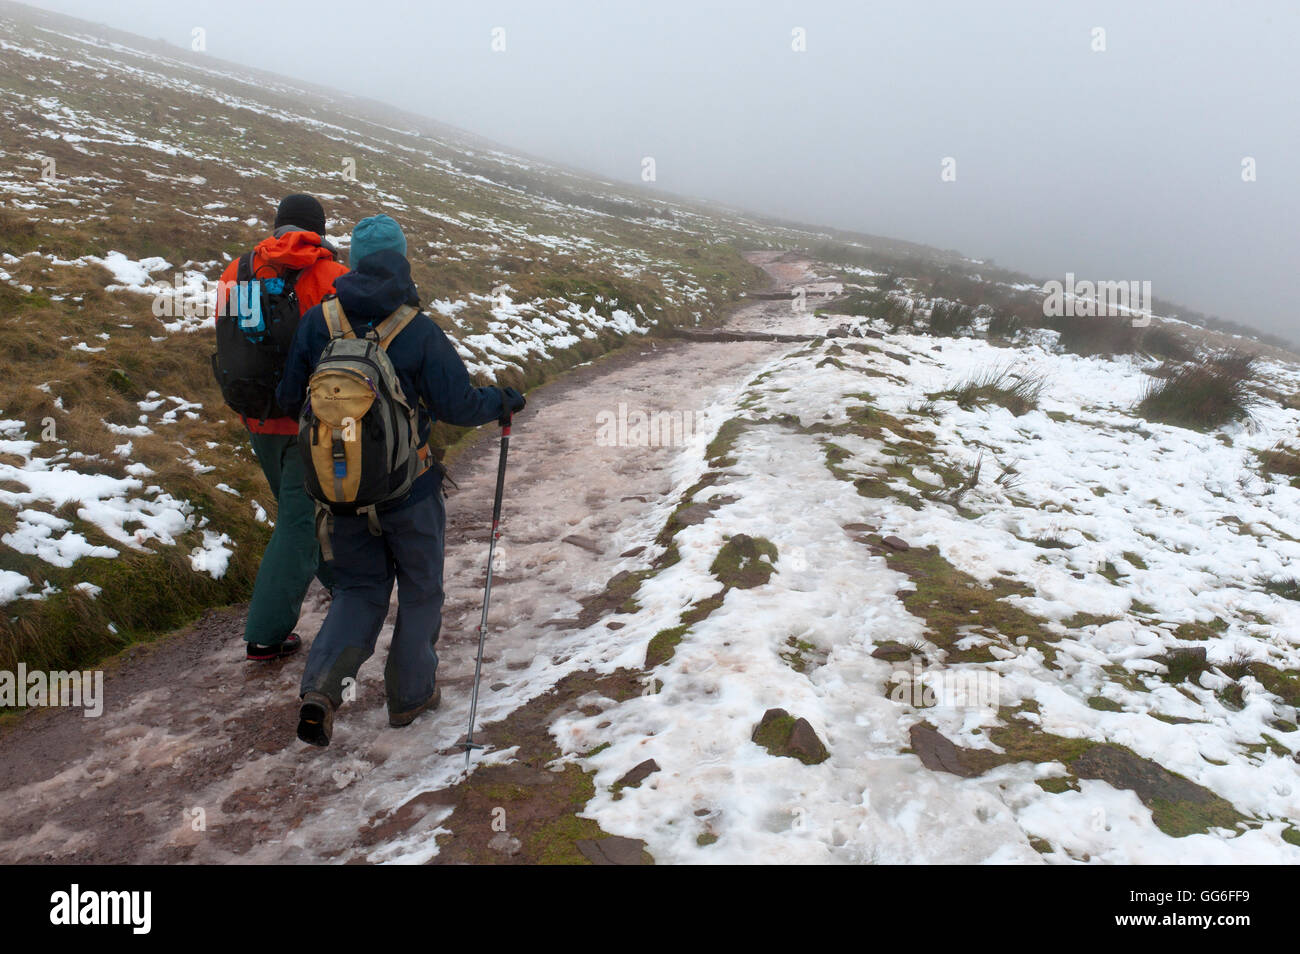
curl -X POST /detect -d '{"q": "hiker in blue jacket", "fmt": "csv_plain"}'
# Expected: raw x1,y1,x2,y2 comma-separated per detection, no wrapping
277,214,526,746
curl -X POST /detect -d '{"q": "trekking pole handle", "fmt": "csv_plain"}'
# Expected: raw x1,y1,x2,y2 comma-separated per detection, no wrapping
490,415,510,530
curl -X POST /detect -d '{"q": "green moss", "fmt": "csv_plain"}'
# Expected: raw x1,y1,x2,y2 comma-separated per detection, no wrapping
696,832,718,847
1150,712,1204,725
1247,663,1300,707
533,807,608,864
1244,734,1289,759
1036,777,1078,794
1122,551,1149,570
1087,696,1123,712
1172,617,1228,641
1064,612,1121,629
645,625,689,668
781,635,816,673
105,368,139,398
884,544,1059,665
1146,797,1244,839
705,418,747,468
987,717,1096,766
709,534,778,590
752,712,797,750
751,711,828,765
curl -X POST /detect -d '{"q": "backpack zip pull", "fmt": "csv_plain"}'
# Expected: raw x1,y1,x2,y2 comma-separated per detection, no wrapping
330,426,347,500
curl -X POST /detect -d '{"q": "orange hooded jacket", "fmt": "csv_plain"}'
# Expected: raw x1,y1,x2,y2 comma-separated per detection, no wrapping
216,230,348,435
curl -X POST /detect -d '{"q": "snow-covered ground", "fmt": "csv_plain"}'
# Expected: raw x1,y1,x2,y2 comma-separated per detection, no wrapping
547,322,1300,863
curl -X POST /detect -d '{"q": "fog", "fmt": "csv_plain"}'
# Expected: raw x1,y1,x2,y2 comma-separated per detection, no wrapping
25,0,1300,339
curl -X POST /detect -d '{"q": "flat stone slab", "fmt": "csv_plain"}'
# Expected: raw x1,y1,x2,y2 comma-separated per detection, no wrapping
575,836,652,865
562,534,602,554
615,758,661,789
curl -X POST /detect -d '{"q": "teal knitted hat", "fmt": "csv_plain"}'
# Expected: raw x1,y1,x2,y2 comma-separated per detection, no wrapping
350,214,407,266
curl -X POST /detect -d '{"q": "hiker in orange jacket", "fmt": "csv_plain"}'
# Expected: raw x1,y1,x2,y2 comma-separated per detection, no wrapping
213,193,348,661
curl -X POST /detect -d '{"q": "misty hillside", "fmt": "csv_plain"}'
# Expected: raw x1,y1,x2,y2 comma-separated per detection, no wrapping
0,1,1024,665
0,0,797,661
1,1,1298,867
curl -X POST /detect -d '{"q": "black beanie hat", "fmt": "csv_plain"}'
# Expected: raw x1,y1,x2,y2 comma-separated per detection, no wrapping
274,193,326,234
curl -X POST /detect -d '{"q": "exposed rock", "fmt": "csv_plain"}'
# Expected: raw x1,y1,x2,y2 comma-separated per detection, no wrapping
562,534,601,554
1068,744,1242,836
674,502,721,528
487,832,522,856
751,708,829,765
618,545,646,558
615,759,660,789
606,621,625,630
871,641,916,662
907,723,1004,778
881,535,910,552
787,719,829,763
575,835,652,865
905,724,1246,839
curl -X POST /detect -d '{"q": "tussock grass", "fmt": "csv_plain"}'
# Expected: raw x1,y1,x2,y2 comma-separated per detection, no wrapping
1136,351,1258,431
1049,314,1193,361
870,294,914,330
936,365,1046,416
1051,314,1144,356
1261,577,1300,602
987,313,1022,339
1258,441,1300,483
926,300,975,337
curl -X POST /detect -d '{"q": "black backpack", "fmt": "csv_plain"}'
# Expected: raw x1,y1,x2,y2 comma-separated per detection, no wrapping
211,252,303,420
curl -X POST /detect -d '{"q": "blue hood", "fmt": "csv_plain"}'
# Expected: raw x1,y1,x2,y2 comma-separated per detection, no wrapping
333,249,418,326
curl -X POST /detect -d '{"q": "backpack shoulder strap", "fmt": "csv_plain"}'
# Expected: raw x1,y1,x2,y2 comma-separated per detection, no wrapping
374,304,420,351
321,297,355,341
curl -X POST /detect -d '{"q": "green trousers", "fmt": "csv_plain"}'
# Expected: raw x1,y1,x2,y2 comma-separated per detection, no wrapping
244,432,331,645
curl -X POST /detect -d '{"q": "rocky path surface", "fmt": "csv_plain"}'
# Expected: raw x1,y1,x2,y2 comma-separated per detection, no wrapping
0,251,823,863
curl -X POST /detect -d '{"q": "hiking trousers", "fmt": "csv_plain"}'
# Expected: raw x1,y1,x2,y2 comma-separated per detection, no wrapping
244,432,330,645
299,491,446,713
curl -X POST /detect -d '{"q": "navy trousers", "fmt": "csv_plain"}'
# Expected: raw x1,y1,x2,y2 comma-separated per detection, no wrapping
300,490,446,713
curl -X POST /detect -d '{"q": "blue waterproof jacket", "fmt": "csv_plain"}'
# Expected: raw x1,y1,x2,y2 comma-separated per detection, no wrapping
277,249,505,505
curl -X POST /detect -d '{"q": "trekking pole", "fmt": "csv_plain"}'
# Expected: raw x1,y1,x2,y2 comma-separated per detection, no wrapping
461,411,511,771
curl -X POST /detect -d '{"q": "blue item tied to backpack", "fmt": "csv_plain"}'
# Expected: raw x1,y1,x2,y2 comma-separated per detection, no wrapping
237,279,266,342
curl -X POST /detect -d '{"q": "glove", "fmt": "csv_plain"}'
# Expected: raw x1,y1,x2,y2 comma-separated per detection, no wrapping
500,386,526,424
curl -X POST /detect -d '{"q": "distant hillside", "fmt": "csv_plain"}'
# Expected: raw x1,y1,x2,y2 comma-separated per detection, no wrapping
0,0,827,671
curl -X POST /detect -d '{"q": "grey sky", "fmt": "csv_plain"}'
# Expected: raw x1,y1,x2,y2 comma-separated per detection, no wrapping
26,0,1300,338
